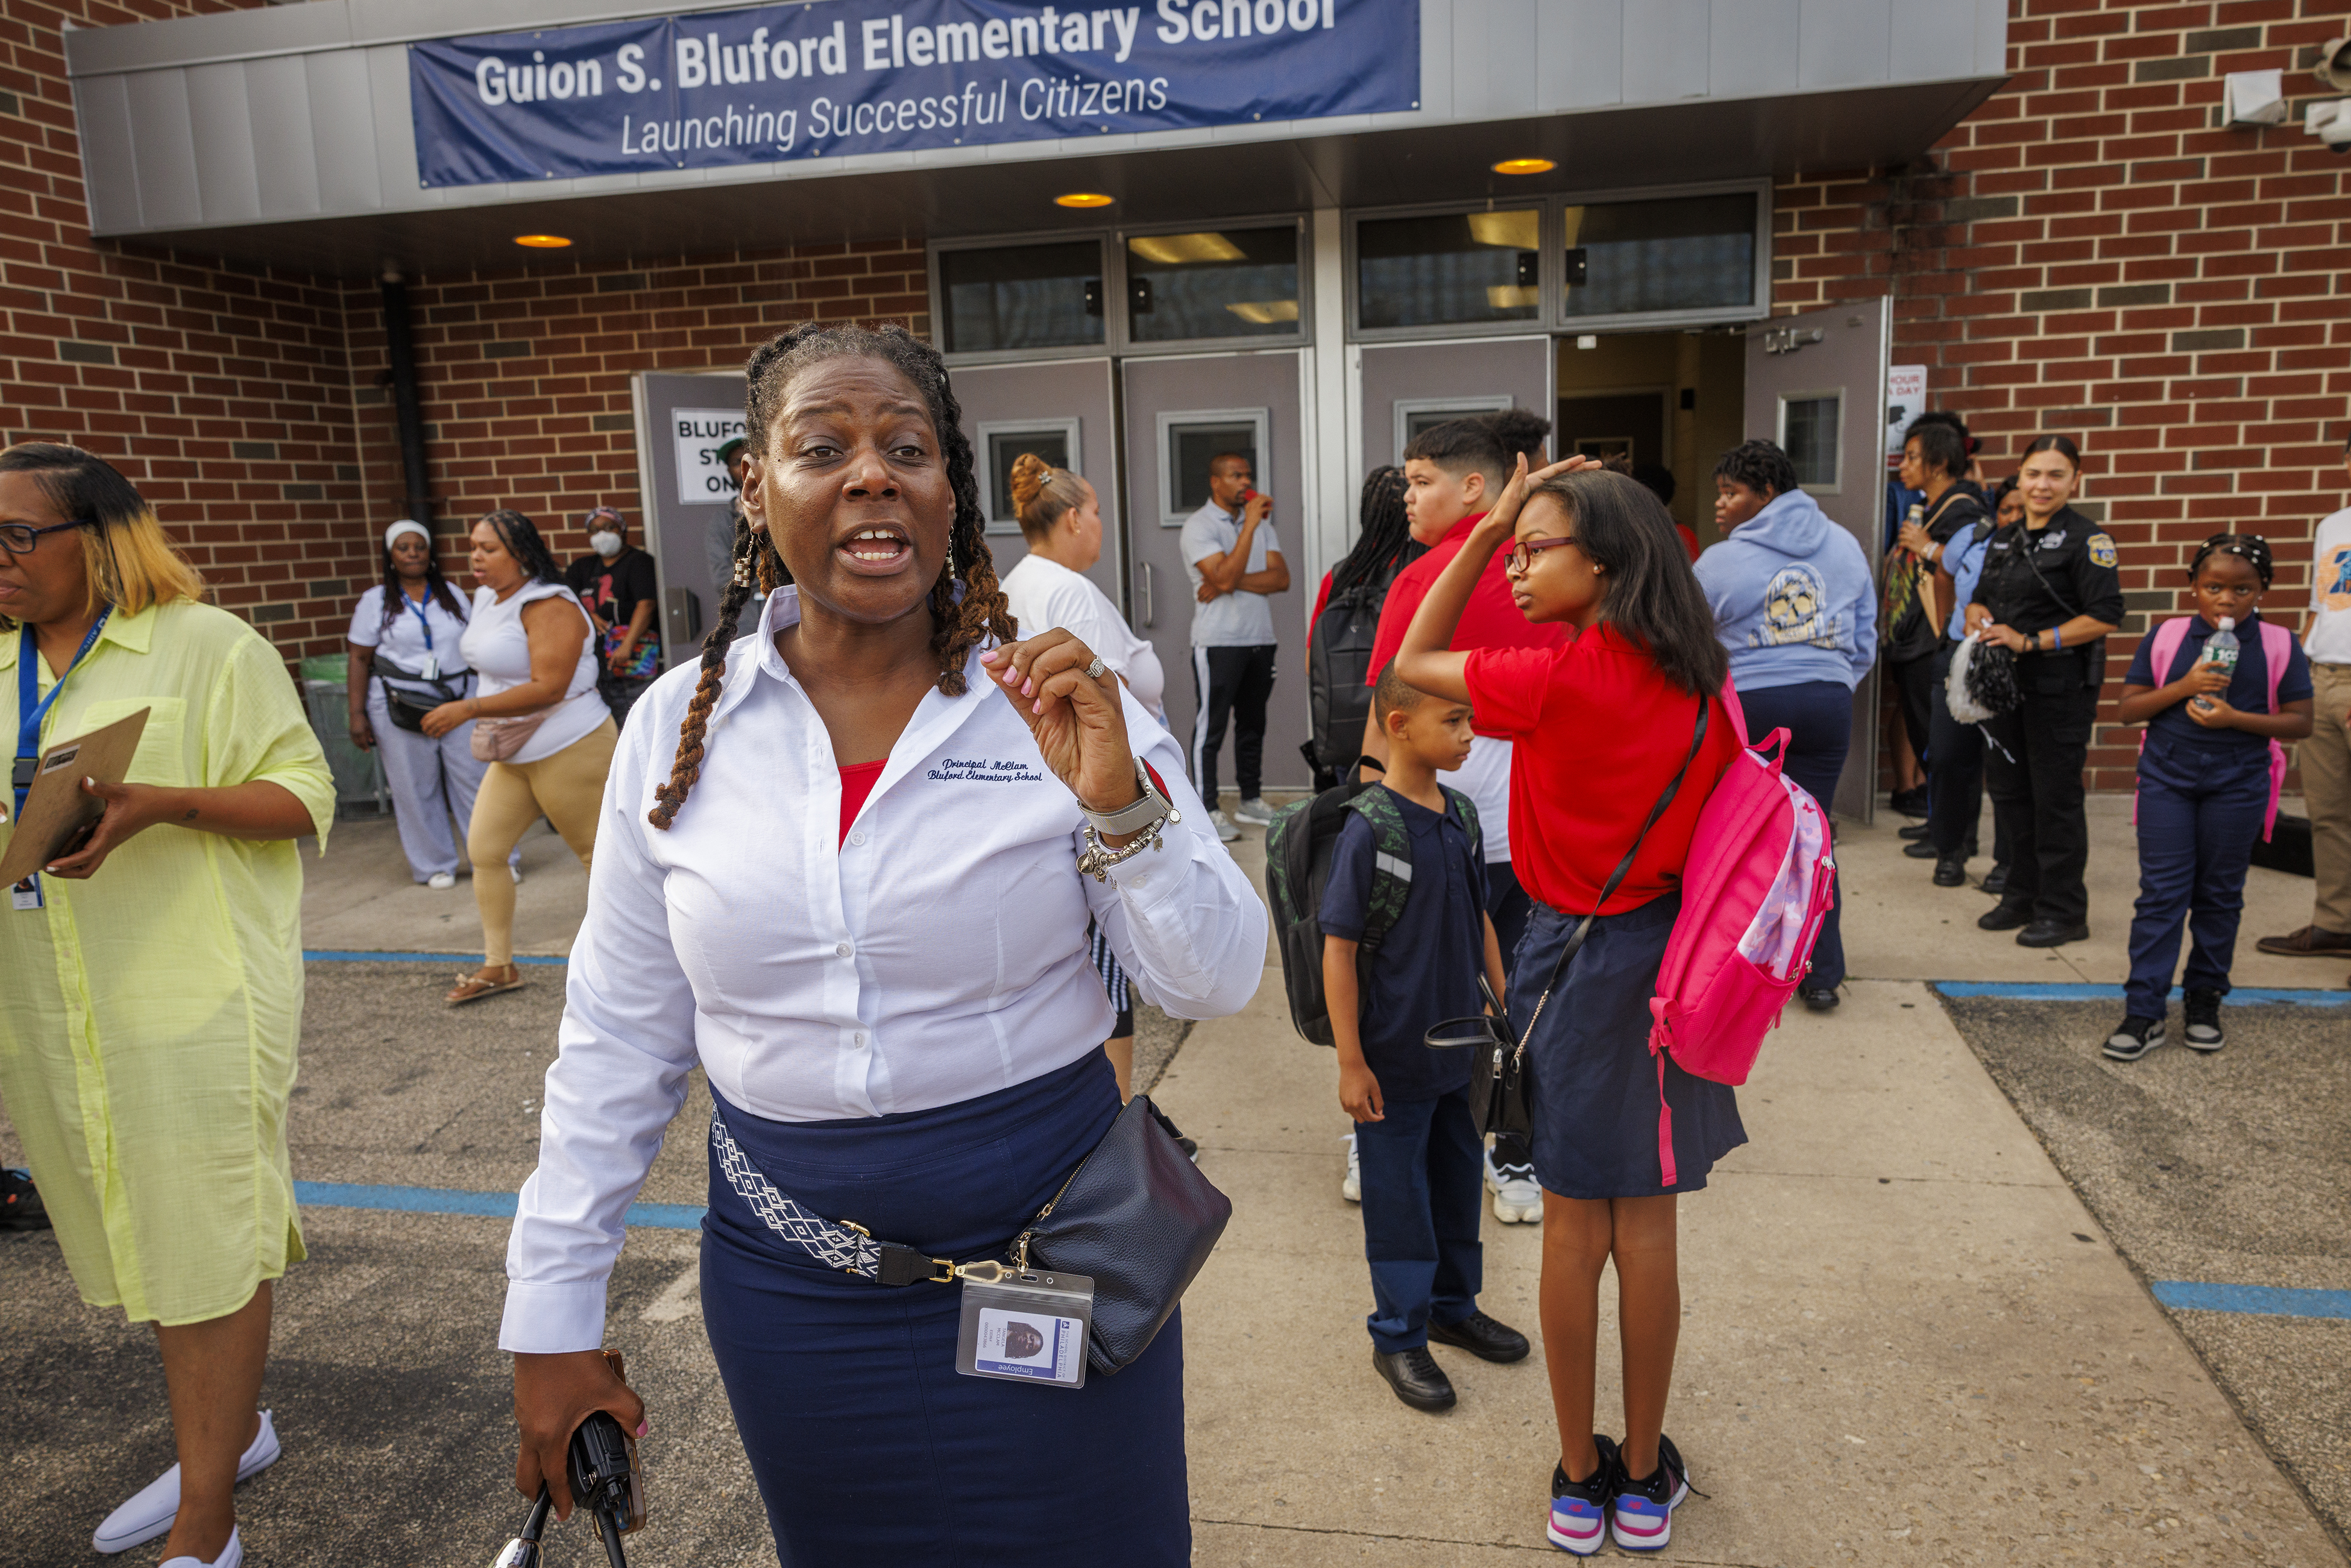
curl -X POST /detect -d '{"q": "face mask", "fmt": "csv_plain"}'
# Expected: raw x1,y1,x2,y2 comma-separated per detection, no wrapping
590,531,623,558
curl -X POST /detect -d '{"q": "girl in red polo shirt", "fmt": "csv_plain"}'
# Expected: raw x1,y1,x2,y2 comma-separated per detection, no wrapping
1395,462,1746,1557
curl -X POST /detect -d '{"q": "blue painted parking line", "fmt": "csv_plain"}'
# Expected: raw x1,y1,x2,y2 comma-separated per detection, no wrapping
1934,981,2351,1006
2151,1282,2351,1321
304,950,568,965
294,1180,702,1230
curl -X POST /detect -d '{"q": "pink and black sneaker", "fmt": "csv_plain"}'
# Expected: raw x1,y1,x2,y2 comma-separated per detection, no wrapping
1610,1434,1692,1552
1546,1435,1619,1555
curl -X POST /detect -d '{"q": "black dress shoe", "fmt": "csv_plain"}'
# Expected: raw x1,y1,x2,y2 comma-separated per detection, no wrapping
1898,821,1931,840
1932,857,1968,887
1890,786,1929,817
1798,983,1840,1012
1980,864,2010,896
1429,1311,1531,1364
1978,901,2032,932
1903,838,1940,858
1372,1347,1456,1411
2016,919,2089,948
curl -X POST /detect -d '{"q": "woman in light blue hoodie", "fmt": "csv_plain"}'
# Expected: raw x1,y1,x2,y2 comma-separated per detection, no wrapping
1694,440,1878,1010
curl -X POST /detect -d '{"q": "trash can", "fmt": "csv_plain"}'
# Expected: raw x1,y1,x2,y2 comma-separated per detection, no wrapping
298,654,389,819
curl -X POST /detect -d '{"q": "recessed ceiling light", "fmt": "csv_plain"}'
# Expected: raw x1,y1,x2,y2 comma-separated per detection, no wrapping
513,233,573,248
1491,157,1555,175
1054,192,1115,209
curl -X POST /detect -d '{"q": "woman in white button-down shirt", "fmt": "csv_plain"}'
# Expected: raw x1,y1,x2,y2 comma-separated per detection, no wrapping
502,324,1265,1563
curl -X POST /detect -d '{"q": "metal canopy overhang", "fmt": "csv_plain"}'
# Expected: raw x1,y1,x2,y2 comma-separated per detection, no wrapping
98,75,2001,279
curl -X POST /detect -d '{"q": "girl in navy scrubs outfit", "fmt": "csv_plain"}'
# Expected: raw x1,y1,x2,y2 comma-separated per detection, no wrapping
496,324,1264,1564
1396,462,1746,1557
2109,534,2313,1059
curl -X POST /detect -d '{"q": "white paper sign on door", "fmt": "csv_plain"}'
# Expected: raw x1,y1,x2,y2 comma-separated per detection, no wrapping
1883,365,1928,461
673,409,746,506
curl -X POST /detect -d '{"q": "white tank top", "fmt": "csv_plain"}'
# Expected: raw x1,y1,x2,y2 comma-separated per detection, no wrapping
459,581,606,763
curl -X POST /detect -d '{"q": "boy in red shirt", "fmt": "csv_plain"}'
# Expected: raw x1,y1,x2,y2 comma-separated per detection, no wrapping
1359,410,1557,1223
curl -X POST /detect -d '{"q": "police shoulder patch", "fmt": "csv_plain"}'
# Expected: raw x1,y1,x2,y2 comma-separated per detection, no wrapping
2088,532,2119,568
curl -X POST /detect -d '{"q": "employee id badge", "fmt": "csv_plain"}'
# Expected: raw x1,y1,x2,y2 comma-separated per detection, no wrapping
954,1269,1094,1390
10,874,40,911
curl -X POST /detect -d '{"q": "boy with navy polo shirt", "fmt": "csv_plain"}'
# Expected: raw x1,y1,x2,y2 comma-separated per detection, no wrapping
1323,664,1531,1413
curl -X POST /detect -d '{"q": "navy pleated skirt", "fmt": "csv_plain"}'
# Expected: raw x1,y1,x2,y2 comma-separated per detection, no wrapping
699,1050,1189,1565
1509,891,1748,1200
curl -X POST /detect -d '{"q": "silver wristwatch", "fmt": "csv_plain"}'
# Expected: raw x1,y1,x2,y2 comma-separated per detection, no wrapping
1080,758,1174,837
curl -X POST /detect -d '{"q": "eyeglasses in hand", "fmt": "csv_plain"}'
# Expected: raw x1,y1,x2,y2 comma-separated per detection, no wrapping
1503,535,1579,577
0,518,93,558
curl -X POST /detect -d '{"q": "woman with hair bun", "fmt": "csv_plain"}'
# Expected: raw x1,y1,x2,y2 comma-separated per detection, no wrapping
0,442,335,1568
998,450,1169,1101
500,324,1263,1563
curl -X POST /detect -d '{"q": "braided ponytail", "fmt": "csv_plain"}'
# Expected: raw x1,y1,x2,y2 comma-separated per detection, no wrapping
647,321,1014,829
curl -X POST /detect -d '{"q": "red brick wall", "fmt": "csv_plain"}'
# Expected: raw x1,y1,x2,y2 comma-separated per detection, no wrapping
1774,0,2351,792
0,1,376,661
346,244,930,588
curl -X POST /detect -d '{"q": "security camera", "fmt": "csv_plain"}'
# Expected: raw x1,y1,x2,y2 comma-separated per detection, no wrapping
2315,36,2351,92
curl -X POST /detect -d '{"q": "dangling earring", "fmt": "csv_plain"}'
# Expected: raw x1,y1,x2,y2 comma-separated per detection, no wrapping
946,535,958,582
732,552,752,587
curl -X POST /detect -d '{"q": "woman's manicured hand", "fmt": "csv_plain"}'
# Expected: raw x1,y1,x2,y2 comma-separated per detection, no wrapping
42,778,173,879
980,629,1140,825
421,698,474,738
513,1351,647,1523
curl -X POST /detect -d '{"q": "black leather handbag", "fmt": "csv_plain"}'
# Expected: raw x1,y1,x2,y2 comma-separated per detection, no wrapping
373,655,468,734
1423,699,1711,1141
1015,1092,1231,1374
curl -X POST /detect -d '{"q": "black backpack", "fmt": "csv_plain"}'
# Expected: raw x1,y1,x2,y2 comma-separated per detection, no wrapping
1301,582,1389,789
1262,773,1481,1046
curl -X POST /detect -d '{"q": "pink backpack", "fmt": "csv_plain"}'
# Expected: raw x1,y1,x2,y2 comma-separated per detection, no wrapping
2138,616,2294,840
1644,687,1838,1187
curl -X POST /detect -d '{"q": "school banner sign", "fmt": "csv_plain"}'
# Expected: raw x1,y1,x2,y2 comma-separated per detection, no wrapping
407,0,1419,186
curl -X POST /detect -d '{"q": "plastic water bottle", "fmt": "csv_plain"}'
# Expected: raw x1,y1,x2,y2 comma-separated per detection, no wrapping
2192,616,2238,712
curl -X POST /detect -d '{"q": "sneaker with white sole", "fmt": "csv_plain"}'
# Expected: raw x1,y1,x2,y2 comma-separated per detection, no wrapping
1609,1434,1691,1552
2182,988,2225,1051
1341,1133,1361,1202
1209,809,1241,843
159,1527,241,1568
510,864,524,884
1546,1435,1620,1556
1487,1150,1543,1224
1232,796,1275,825
426,871,457,890
94,1411,279,1554
2103,1015,2165,1062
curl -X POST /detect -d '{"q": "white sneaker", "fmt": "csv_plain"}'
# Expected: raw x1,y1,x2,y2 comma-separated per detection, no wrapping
509,864,524,884
1487,1150,1543,1224
425,871,457,890
160,1528,242,1568
1232,796,1275,825
1209,810,1241,843
94,1412,279,1554
1341,1133,1361,1203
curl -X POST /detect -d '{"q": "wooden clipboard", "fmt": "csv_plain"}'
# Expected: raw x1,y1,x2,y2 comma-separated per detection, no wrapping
0,707,149,884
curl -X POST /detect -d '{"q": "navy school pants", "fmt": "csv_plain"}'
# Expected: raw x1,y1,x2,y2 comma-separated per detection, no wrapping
699,1051,1188,1566
2124,743,2271,1018
1354,1084,1485,1353
1736,680,1849,990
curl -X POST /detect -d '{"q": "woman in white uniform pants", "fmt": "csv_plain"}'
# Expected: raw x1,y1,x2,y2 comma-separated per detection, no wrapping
345,520,506,888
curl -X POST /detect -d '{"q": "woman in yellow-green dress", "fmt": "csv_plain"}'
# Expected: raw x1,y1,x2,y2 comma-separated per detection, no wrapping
0,443,333,1568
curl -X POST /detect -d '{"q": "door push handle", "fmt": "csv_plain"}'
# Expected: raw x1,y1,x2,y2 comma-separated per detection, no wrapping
1139,562,1154,628
1763,327,1825,356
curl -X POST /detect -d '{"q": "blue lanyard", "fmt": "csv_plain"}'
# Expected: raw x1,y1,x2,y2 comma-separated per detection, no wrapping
14,608,110,819
402,590,435,649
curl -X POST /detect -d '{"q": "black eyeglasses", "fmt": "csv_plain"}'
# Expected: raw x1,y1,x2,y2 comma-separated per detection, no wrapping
1504,535,1579,576
0,518,93,558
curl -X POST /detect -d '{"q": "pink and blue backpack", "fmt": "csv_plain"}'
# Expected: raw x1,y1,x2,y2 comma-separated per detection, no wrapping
1643,688,1838,1187
2137,616,2295,841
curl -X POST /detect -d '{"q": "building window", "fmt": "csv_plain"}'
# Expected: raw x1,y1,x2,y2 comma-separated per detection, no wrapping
1125,226,1301,343
977,420,1078,535
1355,209,1541,331
937,242,1105,355
1780,393,1842,491
1560,192,1757,320
1157,410,1267,526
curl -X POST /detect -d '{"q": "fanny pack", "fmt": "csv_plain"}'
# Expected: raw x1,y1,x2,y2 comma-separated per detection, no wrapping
710,1088,1229,1376
373,656,469,734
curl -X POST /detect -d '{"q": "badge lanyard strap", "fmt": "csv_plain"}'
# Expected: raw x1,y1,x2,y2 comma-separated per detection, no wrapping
14,607,111,820
402,590,435,650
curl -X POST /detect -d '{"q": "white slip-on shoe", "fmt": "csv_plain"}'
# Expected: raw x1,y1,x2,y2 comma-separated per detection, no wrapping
426,871,457,890
93,1412,279,1555
159,1527,242,1568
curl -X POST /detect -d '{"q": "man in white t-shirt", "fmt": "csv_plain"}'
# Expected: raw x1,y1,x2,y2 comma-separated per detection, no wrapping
1181,452,1290,839
2258,430,2351,965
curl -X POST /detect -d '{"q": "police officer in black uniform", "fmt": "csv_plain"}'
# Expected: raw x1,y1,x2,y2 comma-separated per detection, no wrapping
1965,436,2124,946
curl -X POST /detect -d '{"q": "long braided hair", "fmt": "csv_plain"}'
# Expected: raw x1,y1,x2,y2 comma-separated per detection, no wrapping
1329,465,1419,596
647,321,1016,830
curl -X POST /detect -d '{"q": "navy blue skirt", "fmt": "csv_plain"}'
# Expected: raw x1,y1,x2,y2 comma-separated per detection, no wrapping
700,1050,1189,1565
1509,892,1748,1200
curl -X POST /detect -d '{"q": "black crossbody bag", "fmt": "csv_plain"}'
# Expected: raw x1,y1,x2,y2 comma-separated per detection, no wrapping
373,655,470,733
1424,699,1710,1139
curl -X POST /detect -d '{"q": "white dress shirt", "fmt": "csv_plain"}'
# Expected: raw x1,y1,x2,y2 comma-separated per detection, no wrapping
500,588,1267,1352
